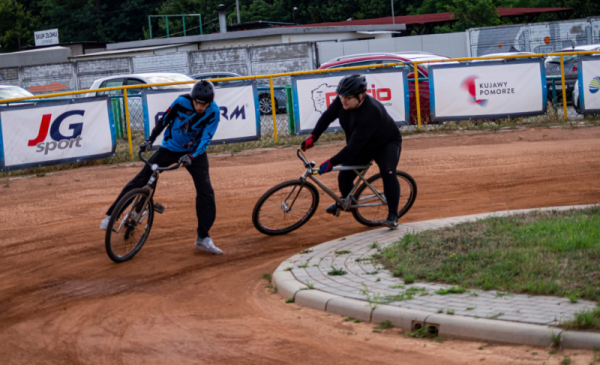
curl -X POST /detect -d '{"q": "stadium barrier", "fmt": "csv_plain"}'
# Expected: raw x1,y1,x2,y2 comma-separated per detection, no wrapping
1,50,599,171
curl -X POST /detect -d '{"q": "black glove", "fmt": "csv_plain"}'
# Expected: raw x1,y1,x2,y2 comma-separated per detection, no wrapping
139,139,153,152
179,154,193,167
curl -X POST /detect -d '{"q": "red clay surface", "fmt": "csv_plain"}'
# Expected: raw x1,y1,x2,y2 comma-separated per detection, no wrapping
1,126,600,364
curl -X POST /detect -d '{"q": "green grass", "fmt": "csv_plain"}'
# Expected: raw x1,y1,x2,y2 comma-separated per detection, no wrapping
560,307,600,330
327,267,347,276
378,208,600,306
334,250,351,255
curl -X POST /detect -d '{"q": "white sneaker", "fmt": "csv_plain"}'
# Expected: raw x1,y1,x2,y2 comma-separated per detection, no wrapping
100,216,111,230
194,237,222,255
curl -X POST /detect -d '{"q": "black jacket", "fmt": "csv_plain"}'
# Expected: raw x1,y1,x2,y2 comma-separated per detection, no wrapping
311,95,402,165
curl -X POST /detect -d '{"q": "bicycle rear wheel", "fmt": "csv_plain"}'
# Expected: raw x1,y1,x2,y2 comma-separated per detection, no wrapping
105,188,154,263
252,180,319,235
352,171,417,227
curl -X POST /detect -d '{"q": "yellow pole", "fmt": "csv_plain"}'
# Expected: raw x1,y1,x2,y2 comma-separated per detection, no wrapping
414,63,421,131
270,77,279,142
559,55,568,121
123,89,134,159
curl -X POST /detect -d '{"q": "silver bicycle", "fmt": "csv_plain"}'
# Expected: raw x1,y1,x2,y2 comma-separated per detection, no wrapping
252,149,417,235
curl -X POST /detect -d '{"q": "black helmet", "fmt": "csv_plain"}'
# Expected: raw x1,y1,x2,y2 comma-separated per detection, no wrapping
336,74,367,96
190,80,215,104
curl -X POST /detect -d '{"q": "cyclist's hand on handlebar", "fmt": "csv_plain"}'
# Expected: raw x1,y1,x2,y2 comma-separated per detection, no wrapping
139,139,153,152
318,159,333,175
179,154,193,167
300,134,316,152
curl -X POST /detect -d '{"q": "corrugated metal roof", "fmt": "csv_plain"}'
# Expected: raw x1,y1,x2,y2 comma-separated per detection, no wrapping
283,8,572,27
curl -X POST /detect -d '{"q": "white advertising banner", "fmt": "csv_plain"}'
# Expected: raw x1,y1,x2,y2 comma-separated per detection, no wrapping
0,98,116,172
34,28,59,46
142,81,260,146
429,59,547,121
578,56,600,113
292,69,409,134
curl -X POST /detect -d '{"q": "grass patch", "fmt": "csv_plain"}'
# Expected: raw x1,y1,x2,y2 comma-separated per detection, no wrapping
378,208,600,309
334,250,351,255
327,267,347,276
299,249,313,254
436,286,466,295
560,307,600,330
374,320,394,330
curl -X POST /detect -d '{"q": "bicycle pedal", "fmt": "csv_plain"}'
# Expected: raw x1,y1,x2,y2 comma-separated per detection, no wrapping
153,203,165,214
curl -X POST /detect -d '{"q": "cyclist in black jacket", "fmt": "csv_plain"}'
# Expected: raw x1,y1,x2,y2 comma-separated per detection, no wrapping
301,74,402,228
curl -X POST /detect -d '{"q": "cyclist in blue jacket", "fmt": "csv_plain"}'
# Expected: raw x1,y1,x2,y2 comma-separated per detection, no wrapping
100,80,222,255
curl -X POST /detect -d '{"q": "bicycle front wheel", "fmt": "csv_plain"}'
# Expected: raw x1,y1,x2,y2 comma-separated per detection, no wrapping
252,180,319,235
105,188,155,263
352,171,417,227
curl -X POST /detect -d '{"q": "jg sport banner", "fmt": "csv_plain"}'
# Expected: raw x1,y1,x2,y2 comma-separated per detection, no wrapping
291,68,410,135
428,59,547,121
0,97,116,172
142,81,261,147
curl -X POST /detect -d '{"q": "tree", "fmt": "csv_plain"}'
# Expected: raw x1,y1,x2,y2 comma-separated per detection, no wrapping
449,0,500,31
0,0,38,52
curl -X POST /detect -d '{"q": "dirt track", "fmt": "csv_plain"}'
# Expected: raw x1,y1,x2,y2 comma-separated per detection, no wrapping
1,126,600,364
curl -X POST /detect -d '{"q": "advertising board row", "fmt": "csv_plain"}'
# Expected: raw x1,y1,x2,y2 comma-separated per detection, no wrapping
0,82,261,172
2,58,598,171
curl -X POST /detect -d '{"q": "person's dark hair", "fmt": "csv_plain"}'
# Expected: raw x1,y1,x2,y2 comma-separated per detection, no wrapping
190,80,215,104
336,74,367,96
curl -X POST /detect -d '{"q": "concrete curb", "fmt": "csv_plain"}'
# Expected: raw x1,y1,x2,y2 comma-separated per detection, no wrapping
273,205,600,350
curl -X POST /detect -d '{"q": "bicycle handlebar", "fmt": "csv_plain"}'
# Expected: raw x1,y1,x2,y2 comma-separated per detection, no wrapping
138,149,181,171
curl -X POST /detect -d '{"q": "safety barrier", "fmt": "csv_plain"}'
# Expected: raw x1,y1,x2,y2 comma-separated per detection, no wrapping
1,49,599,170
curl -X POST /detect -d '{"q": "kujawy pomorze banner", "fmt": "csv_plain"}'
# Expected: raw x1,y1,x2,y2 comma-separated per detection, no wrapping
0,97,116,172
142,81,261,147
578,56,600,113
291,68,410,135
428,59,547,121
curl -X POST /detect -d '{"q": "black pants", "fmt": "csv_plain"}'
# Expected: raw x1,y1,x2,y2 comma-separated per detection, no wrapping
338,141,402,217
107,148,216,238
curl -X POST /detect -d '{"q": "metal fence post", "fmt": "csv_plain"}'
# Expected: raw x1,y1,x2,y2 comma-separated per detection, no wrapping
270,77,279,141
284,84,295,135
111,98,123,138
559,55,568,120
123,89,134,159
414,63,422,131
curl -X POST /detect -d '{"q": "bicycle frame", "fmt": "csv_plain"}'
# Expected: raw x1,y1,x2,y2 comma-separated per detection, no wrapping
295,150,387,211
125,150,181,226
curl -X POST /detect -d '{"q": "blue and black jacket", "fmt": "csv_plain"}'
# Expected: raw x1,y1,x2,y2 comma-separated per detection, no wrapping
149,94,220,158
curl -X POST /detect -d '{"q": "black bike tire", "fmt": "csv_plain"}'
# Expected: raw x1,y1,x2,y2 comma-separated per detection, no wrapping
352,171,417,227
252,179,319,235
105,188,155,263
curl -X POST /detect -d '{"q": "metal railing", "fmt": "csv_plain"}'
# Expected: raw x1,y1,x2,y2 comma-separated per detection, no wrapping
2,49,599,160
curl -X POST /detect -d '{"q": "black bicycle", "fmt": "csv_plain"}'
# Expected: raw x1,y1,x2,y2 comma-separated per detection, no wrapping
252,150,417,235
104,150,180,263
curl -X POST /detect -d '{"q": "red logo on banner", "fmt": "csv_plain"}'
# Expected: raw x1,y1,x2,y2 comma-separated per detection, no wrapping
460,76,488,107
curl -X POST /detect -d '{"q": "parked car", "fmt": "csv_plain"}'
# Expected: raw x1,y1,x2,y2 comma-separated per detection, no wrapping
545,44,600,103
190,72,287,115
319,52,453,124
87,73,194,132
471,52,538,62
0,85,35,106
86,72,194,97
